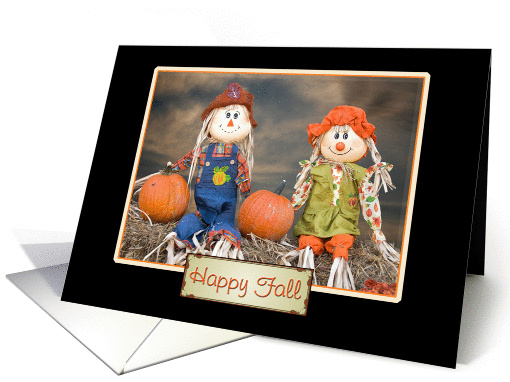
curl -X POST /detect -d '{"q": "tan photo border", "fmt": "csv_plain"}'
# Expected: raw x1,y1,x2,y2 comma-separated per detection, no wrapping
114,66,430,304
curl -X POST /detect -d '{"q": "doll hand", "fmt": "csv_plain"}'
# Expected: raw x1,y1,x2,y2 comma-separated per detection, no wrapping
371,230,400,263
366,162,393,176
366,162,395,194
371,230,386,244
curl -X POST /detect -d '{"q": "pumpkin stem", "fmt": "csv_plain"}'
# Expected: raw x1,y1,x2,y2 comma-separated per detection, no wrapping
163,162,173,175
273,180,286,195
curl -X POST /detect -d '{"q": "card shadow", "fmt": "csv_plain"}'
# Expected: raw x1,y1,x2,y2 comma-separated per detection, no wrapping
457,274,495,364
17,243,72,296
21,242,73,269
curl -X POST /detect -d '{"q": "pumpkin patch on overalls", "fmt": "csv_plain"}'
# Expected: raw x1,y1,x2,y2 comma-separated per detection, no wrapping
212,166,231,186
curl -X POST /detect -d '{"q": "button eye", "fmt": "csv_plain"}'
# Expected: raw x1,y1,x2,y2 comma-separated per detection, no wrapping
233,112,239,119
343,132,348,140
334,132,340,139
226,112,231,118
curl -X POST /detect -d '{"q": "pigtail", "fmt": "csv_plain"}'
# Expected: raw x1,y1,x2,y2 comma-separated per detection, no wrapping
295,132,323,189
188,109,217,186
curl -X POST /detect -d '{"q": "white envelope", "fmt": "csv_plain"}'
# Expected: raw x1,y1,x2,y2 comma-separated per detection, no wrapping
7,243,251,375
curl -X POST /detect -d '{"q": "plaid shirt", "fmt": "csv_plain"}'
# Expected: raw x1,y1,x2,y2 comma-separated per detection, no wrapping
171,143,251,196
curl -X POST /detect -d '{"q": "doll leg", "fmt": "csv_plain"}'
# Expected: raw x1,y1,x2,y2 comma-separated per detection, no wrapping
150,212,209,266
298,235,325,256
207,199,244,259
280,235,320,282
324,234,355,260
324,234,356,289
174,212,208,248
208,197,239,244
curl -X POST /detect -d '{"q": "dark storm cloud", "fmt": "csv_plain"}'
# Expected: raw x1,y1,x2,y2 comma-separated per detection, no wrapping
135,70,425,249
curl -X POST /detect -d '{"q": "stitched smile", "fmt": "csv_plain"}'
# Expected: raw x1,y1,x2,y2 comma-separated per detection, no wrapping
219,124,241,134
328,146,352,155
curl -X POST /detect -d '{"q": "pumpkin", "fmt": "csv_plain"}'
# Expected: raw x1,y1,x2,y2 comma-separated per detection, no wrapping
238,180,294,241
138,166,189,224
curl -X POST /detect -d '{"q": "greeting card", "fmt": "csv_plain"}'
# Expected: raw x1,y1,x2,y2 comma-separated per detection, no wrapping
62,46,490,368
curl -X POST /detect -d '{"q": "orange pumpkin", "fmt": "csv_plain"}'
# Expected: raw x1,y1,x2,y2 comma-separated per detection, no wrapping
238,181,294,241
138,168,189,224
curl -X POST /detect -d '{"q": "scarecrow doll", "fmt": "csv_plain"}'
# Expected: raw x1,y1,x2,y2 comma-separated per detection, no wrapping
284,106,399,289
163,83,257,265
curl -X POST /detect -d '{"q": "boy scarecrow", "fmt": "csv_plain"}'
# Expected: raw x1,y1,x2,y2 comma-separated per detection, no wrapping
164,83,257,264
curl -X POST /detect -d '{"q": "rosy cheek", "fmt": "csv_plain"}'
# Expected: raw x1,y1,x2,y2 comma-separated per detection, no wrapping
351,139,364,149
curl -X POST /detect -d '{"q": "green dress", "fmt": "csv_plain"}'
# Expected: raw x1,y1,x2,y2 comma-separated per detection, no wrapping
293,163,366,238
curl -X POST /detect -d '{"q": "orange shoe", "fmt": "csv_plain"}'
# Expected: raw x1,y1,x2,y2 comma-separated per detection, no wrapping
298,235,325,256
324,234,355,260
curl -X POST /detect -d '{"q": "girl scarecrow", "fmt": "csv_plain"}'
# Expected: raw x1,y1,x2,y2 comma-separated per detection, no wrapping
163,83,257,265
283,105,399,289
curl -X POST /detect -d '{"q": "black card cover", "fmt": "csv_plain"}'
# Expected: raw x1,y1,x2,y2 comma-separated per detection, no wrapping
62,47,491,368
467,66,490,276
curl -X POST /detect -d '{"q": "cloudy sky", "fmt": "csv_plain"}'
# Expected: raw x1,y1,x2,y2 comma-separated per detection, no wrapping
134,70,426,249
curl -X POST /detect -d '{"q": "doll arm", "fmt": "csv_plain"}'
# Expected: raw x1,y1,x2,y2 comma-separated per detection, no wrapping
235,152,251,197
291,176,313,211
359,178,383,232
359,167,400,262
170,147,204,173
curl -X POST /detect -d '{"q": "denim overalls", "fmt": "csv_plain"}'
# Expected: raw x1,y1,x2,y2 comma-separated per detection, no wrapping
174,143,241,248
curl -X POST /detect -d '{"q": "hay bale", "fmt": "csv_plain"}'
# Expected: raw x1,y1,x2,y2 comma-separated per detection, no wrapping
240,234,398,290
120,212,177,263
119,206,398,289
